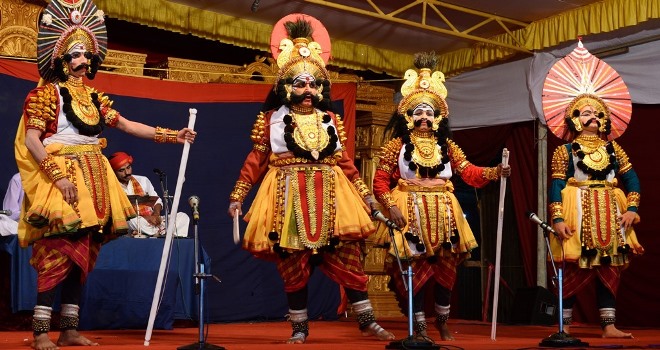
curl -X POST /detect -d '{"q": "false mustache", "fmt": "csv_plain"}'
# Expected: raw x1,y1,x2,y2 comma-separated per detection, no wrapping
414,119,433,128
72,63,89,72
582,118,600,127
289,92,317,105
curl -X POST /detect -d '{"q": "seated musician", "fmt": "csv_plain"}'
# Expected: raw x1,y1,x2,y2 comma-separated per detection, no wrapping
109,151,189,237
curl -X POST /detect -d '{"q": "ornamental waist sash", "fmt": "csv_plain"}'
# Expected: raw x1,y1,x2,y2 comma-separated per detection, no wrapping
278,165,336,251
396,179,458,253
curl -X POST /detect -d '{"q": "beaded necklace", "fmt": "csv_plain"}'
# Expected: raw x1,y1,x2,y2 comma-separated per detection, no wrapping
58,77,104,136
403,130,448,178
572,134,615,180
283,109,337,161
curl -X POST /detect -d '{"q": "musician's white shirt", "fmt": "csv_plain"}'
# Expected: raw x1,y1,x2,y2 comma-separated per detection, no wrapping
120,175,189,237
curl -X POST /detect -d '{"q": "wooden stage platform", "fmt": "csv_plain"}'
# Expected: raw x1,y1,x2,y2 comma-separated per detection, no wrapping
1,317,659,350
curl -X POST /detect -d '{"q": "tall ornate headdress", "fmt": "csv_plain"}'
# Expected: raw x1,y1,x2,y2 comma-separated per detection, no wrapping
37,0,107,82
542,40,632,141
398,52,449,131
270,14,331,88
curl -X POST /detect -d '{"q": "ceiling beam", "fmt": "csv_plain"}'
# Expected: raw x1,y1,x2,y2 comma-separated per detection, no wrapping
303,0,532,53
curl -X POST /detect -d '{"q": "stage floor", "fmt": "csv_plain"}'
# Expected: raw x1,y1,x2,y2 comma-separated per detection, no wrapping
1,318,659,350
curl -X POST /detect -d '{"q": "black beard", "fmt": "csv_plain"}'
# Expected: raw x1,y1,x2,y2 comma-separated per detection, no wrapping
72,63,89,72
414,119,433,128
290,92,320,106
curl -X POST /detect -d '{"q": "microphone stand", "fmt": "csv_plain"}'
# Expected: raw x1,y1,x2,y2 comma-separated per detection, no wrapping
385,226,439,350
157,172,170,236
538,228,588,347
178,209,225,350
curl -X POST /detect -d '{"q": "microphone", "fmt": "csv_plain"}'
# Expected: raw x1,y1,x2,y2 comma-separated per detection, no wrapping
527,211,557,236
0,209,12,216
188,196,200,221
251,0,260,12
153,168,165,176
371,209,401,231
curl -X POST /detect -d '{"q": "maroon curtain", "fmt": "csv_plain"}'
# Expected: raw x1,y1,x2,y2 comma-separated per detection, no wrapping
453,121,538,286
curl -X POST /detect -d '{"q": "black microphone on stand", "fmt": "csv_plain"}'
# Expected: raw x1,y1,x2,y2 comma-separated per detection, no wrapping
153,168,165,177
527,211,558,236
371,209,401,231
188,196,200,222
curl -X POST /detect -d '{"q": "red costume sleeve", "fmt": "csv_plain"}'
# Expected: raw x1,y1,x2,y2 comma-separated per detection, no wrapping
236,111,272,186
229,111,272,202
373,138,403,207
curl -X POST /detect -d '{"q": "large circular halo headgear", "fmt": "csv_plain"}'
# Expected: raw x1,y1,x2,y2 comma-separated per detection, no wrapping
542,40,632,141
269,14,331,102
37,0,107,83
397,52,449,131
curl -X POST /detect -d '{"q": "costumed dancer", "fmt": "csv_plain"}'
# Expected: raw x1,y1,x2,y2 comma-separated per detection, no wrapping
15,1,196,349
372,52,510,341
227,14,395,344
542,40,643,338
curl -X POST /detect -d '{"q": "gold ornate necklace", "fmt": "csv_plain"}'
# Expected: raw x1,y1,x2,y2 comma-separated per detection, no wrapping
575,134,609,171
410,130,441,168
292,111,329,160
60,78,100,126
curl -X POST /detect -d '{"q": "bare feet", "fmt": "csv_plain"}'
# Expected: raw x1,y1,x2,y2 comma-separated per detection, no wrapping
562,325,571,335
56,329,99,346
602,324,633,338
32,333,59,350
436,322,455,341
285,332,306,344
362,323,395,341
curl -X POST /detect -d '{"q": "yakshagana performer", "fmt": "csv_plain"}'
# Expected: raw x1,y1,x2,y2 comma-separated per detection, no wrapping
14,1,195,349
227,14,395,344
372,52,510,341
542,40,643,338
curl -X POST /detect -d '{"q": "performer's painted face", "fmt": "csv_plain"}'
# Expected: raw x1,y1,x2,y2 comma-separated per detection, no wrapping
114,163,133,185
290,74,319,108
67,43,90,77
578,105,600,132
412,104,434,130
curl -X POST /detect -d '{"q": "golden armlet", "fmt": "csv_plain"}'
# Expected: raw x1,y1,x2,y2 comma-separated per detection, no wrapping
482,167,499,181
229,181,252,202
549,202,563,221
352,178,372,198
377,192,397,210
39,155,66,183
154,127,178,144
626,192,640,208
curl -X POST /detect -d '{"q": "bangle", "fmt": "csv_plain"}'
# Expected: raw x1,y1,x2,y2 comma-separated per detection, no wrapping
377,192,397,210
39,155,66,182
626,192,640,209
154,127,178,144
229,181,252,203
352,178,372,198
549,202,563,221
